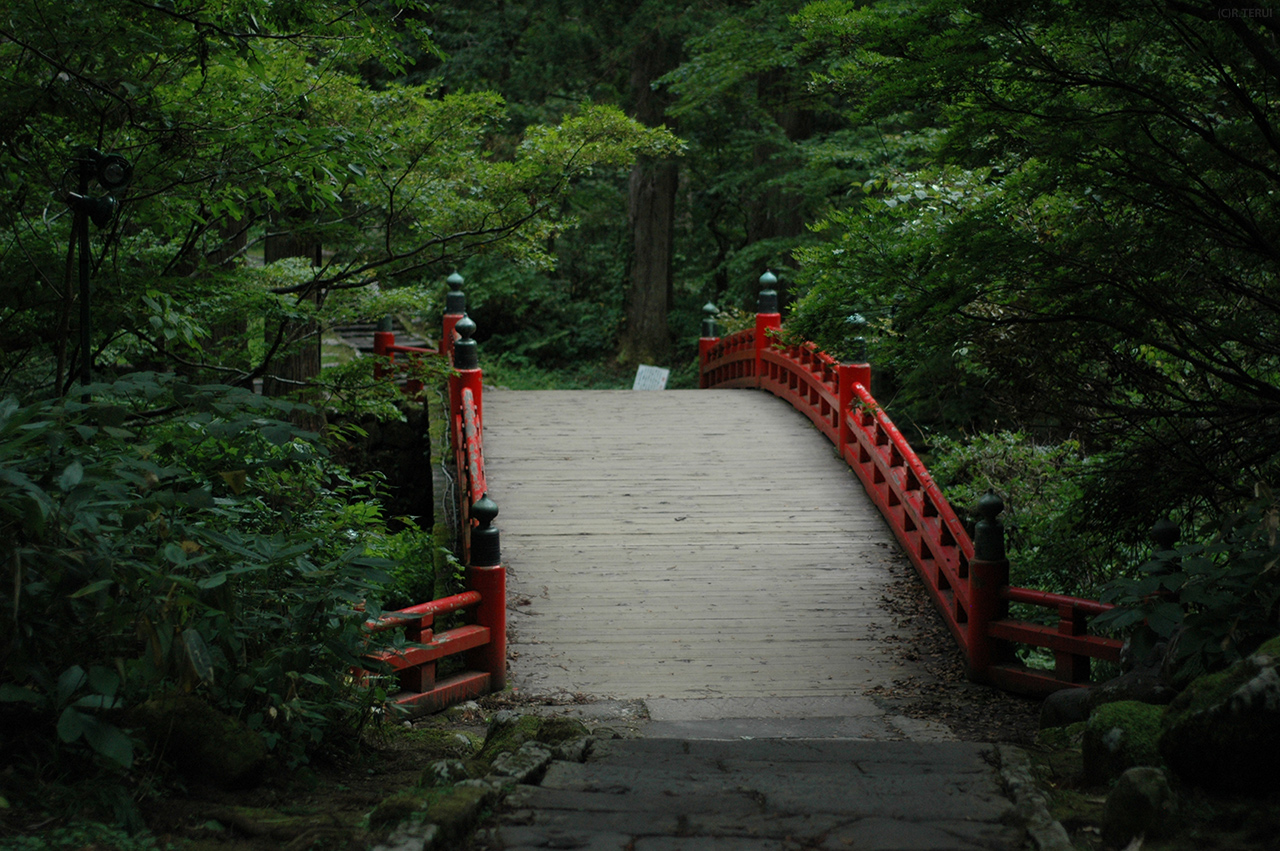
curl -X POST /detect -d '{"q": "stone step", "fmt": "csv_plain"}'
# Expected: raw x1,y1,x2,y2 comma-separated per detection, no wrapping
481,739,1028,851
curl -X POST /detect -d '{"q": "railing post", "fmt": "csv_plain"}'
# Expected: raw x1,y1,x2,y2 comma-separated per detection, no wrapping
466,495,506,690
699,301,719,389
837,361,871,459
755,271,782,388
442,272,466,361
968,490,1011,682
449,314,482,429
373,315,395,380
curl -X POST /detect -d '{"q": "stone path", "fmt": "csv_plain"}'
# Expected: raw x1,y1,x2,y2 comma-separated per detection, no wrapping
479,738,1035,851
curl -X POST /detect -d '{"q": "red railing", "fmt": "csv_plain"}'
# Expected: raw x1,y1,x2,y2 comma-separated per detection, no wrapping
698,277,1121,697
360,274,506,713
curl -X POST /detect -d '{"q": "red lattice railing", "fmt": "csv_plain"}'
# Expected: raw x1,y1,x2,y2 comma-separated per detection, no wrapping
699,279,1121,697
359,274,505,713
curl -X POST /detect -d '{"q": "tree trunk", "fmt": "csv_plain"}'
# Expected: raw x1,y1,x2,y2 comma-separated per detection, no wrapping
618,27,681,366
620,156,678,364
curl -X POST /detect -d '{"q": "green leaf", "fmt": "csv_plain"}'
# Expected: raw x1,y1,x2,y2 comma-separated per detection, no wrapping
69,578,114,598
80,716,134,769
183,628,216,683
56,666,86,705
58,461,84,491
56,706,87,743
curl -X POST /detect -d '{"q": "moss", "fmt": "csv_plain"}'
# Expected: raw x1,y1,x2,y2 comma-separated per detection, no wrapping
532,716,590,745
1083,700,1163,784
1159,653,1280,792
472,714,589,772
1036,720,1086,751
366,784,490,842
366,788,434,834
1163,658,1264,728
1252,633,1280,661
397,725,480,761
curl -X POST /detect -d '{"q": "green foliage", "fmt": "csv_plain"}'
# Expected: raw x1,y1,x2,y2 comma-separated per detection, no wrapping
0,374,434,795
0,0,677,398
1097,490,1280,684
788,0,1280,536
927,431,1117,596
368,524,463,613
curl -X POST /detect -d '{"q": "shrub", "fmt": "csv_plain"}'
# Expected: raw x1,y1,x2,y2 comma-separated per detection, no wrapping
0,373,421,799
1096,488,1280,684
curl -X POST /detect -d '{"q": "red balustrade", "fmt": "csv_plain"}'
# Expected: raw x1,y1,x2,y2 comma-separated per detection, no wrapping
359,277,506,712
699,280,1121,697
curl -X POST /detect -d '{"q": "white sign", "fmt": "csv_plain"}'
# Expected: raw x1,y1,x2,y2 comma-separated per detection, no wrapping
632,364,670,390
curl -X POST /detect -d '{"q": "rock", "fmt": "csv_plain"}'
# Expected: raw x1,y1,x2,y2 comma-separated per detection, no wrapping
1082,700,1163,784
1159,637,1280,793
421,759,471,787
476,713,590,770
1035,721,1085,751
1087,670,1178,712
1102,766,1176,845
127,694,268,789
1039,687,1091,729
489,741,553,784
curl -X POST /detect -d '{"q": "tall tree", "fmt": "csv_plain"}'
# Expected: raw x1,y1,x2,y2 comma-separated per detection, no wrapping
619,23,683,364
0,0,676,398
788,0,1280,528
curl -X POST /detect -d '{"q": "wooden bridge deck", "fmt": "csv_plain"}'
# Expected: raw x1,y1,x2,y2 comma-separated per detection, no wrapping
482,389,926,704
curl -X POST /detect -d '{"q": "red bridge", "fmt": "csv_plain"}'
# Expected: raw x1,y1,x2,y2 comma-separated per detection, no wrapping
369,273,1121,718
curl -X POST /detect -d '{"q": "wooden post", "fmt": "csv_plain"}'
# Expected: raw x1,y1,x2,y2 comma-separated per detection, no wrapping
466,496,506,690
837,362,871,458
968,490,1011,682
442,273,465,361
698,302,719,388
755,271,782,388
450,314,482,433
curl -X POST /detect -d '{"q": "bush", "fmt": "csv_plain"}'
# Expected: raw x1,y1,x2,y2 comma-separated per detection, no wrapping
1097,488,1280,684
927,430,1111,594
0,374,430,803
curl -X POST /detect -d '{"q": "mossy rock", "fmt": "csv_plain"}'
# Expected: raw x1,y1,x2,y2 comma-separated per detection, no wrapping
403,726,481,761
1159,645,1280,792
472,713,590,771
1083,700,1163,784
1252,633,1280,661
367,784,489,843
1036,720,1086,751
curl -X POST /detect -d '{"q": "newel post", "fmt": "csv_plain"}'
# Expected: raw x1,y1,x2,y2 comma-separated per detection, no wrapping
466,495,506,690
442,272,466,361
449,313,482,428
698,302,719,388
968,490,1011,682
754,271,783,387
836,314,871,458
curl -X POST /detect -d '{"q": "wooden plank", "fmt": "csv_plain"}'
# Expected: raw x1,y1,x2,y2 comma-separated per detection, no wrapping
482,389,932,701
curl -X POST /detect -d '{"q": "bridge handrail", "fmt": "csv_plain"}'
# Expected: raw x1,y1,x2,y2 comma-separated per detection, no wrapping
698,278,1121,697
358,273,505,714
